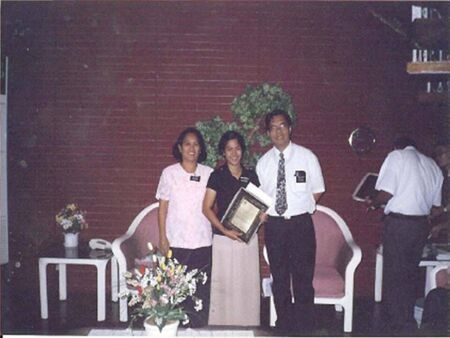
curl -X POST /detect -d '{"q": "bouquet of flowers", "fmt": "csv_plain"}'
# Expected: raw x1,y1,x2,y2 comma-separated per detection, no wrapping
55,203,88,234
121,243,207,331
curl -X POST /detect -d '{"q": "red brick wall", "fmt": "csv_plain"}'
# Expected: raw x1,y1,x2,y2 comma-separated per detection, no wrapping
2,2,442,297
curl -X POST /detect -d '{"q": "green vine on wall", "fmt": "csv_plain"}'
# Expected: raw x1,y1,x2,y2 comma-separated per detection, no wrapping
196,83,297,168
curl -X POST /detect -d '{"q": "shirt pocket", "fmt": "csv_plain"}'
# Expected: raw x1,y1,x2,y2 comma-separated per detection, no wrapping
290,169,308,193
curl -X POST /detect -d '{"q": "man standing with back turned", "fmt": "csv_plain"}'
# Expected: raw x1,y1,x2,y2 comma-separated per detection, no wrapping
367,137,443,334
256,109,325,335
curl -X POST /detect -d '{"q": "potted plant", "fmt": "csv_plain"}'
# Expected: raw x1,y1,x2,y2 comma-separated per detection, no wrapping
196,83,296,167
55,203,88,247
121,243,207,336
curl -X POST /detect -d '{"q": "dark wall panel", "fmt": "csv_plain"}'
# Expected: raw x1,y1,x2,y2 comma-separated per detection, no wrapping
2,1,442,298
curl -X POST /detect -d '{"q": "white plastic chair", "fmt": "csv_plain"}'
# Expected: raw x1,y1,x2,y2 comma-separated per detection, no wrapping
374,244,383,302
262,205,362,333
111,202,160,322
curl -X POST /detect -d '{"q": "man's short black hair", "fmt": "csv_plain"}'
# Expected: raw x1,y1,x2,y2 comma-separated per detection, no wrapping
265,109,292,132
218,130,246,156
172,127,207,163
393,136,417,150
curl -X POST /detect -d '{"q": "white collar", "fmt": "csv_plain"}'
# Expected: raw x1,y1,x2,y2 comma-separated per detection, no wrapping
273,141,292,159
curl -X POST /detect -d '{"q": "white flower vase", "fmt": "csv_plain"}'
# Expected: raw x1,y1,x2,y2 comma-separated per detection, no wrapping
143,318,179,337
64,232,79,248
64,247,79,258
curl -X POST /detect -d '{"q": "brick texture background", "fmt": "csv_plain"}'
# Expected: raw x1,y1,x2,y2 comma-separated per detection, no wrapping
2,2,445,299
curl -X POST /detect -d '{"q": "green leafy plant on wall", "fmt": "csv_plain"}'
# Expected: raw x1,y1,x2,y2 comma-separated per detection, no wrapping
196,83,297,168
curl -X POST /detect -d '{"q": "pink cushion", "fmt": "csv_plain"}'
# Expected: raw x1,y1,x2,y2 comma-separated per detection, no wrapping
313,266,345,298
312,210,350,270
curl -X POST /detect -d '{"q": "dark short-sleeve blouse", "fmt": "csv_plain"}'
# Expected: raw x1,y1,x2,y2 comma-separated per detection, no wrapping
206,164,260,235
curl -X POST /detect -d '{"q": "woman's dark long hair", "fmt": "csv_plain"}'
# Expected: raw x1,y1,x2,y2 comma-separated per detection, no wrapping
172,127,207,163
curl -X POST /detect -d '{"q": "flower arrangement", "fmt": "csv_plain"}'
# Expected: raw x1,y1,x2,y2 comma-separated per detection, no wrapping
55,203,88,234
121,243,207,332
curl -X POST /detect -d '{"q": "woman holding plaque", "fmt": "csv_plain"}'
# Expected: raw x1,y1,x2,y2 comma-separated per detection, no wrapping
203,130,261,326
156,127,213,327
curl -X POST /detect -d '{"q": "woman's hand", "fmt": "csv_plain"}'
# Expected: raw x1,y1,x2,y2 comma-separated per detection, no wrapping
259,212,268,224
223,228,243,241
159,234,170,256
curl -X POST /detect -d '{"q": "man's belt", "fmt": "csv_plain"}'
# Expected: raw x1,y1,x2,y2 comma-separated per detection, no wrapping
387,212,427,220
268,213,308,221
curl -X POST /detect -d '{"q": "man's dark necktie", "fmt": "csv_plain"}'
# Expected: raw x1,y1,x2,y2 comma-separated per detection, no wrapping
275,152,287,215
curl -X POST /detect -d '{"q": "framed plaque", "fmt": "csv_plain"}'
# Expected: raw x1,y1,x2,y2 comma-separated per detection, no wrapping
352,173,378,202
221,186,270,243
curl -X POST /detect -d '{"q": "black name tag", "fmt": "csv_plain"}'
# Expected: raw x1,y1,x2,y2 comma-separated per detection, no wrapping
190,176,200,182
295,170,306,183
239,176,250,184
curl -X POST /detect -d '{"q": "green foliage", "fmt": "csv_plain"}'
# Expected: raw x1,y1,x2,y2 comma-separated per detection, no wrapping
196,117,239,168
196,83,297,168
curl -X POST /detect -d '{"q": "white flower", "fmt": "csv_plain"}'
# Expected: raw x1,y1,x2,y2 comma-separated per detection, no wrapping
159,294,169,305
147,242,154,252
61,219,72,230
155,317,163,327
201,272,208,284
194,298,203,312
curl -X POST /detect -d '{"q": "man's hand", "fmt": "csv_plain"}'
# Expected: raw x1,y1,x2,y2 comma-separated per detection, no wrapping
430,223,448,239
364,196,376,212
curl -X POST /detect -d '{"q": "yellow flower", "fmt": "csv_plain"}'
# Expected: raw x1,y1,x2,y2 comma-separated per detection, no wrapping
67,204,76,211
167,249,173,259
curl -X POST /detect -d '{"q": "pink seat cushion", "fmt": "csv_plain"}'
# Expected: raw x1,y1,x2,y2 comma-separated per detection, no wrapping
313,266,345,298
312,211,347,268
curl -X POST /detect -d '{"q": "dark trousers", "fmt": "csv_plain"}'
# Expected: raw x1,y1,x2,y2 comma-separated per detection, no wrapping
265,213,316,331
171,246,212,328
382,214,428,333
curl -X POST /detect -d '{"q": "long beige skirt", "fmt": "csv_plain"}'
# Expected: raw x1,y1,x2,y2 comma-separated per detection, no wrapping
208,234,260,326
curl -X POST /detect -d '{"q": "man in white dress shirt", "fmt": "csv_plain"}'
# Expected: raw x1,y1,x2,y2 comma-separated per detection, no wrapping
256,109,325,334
367,137,443,334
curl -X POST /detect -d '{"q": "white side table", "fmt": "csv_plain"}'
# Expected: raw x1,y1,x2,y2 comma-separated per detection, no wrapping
419,259,450,296
39,246,118,321
374,243,450,301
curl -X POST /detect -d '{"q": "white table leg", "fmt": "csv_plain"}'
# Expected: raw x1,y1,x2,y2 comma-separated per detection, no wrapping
424,266,433,297
97,262,107,321
374,247,383,302
39,259,49,319
111,256,118,302
59,263,67,300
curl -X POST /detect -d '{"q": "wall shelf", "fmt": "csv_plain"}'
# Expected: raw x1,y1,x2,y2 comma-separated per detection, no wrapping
417,91,450,105
407,61,450,74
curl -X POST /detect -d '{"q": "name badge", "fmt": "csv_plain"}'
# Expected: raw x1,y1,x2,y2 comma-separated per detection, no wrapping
239,176,250,184
295,170,306,183
190,176,200,182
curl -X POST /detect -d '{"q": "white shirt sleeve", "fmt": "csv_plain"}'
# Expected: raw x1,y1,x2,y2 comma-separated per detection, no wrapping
309,153,325,194
155,168,170,201
375,151,399,195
